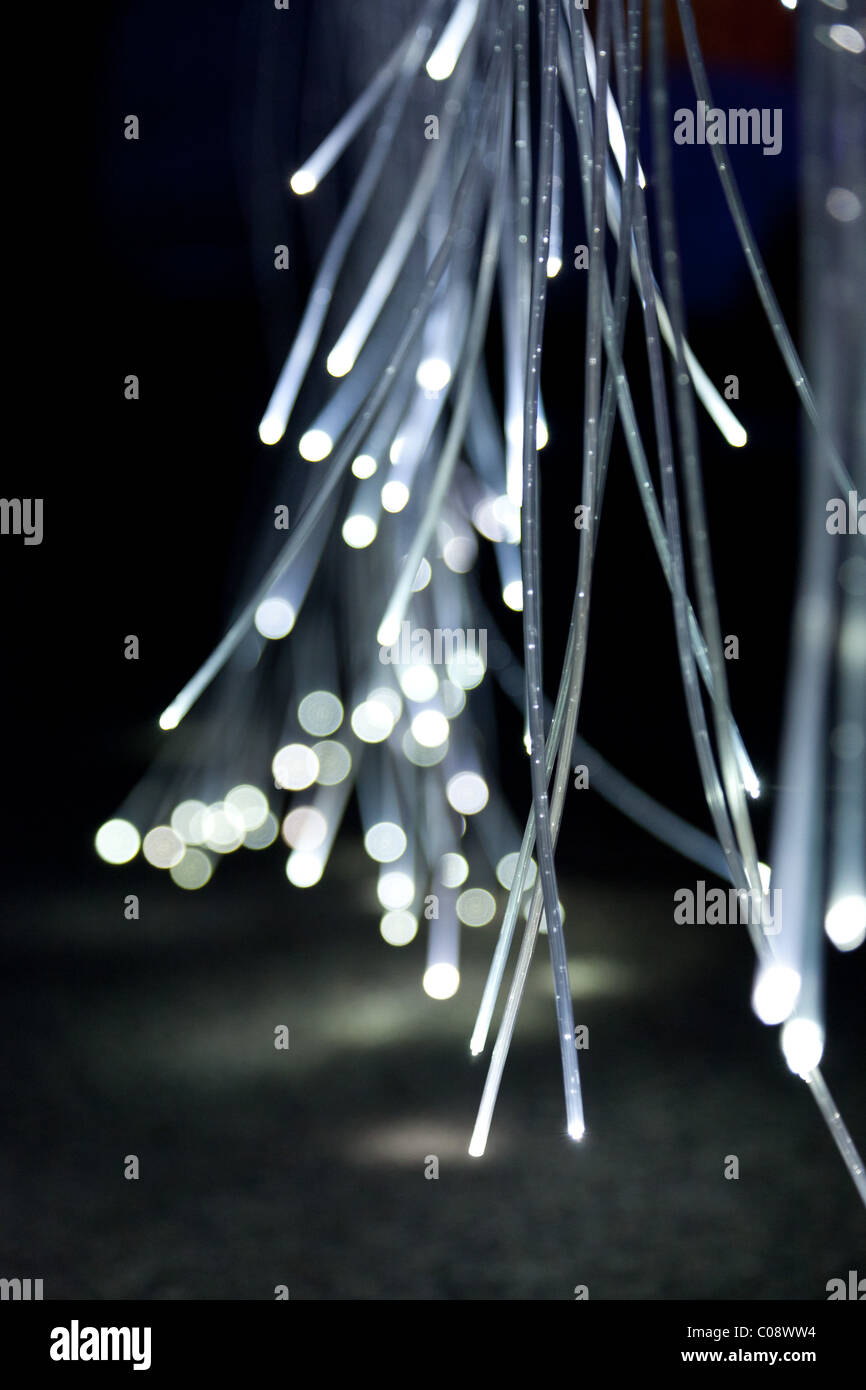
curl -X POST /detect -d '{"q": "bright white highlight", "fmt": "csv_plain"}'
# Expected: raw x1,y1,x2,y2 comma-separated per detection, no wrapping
351,698,397,743
425,0,479,81
546,255,562,278
244,812,279,850
752,965,801,1026
446,771,489,815
258,413,284,445
365,821,408,863
225,785,269,832
290,168,317,195
170,848,213,890
457,888,496,926
410,709,450,748
380,911,418,947
298,691,344,737
381,480,410,513
398,664,439,702
326,345,356,378
825,894,866,952
423,962,460,999
416,357,452,392
159,705,181,731
95,819,140,865
378,870,415,910
312,740,352,785
255,597,295,639
283,807,329,852
202,801,246,853
502,579,523,612
171,800,209,845
272,743,320,790
298,428,333,462
829,24,865,55
342,515,378,549
781,1019,824,1077
351,454,377,479
286,851,324,887
142,825,185,869
439,852,469,887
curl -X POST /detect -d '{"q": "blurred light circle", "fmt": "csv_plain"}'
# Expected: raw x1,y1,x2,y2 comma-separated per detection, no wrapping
273,743,319,790
95,819,140,865
298,690,344,737
457,888,497,926
142,825,185,869
170,848,213,890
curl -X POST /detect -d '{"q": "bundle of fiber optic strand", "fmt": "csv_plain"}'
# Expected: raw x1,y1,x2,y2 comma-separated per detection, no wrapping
96,0,865,1203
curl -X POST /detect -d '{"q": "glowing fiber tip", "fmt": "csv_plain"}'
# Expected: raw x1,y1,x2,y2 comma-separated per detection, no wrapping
159,705,181,731
258,414,284,446
781,1019,824,1078
289,169,317,195
752,965,801,1026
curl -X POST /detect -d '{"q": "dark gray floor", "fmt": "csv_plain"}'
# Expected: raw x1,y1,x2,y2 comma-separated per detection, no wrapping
1,841,864,1299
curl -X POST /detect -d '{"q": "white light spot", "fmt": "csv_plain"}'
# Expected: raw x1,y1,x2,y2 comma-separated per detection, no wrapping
351,454,377,479
326,346,355,378
244,812,279,849
752,964,801,1025
255,597,296,639
825,894,866,951
272,743,320,790
258,414,284,445
351,699,396,743
365,821,408,863
286,850,324,887
416,357,451,392
410,709,450,748
380,911,418,946
378,870,415,910
202,801,246,854
423,963,460,999
826,187,861,222
439,852,469,887
95,819,140,865
398,663,439,702
829,23,864,54
225,785,269,832
502,579,523,612
170,848,213,890
412,557,432,591
457,887,496,926
290,168,317,195
342,514,377,549
781,1018,824,1077
446,771,489,815
298,690,344,737
313,739,352,785
299,428,333,462
142,825,185,869
381,480,410,513
282,806,329,851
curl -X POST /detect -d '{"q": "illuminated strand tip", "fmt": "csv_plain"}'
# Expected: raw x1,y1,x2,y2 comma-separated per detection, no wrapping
378,870,415,910
299,429,333,462
170,847,213,891
364,821,408,863
546,255,562,279
159,704,182,731
780,0,796,10
758,862,772,893
351,454,377,479
425,0,478,82
446,771,489,815
568,1120,585,1142
283,806,329,852
258,413,284,446
298,690,344,737
410,709,450,749
502,579,523,612
326,346,355,378
380,910,418,947
377,614,400,647
752,964,801,1026
399,663,439,702
313,739,352,785
342,514,378,549
225,784,269,831
456,888,496,926
351,689,400,743
142,825,185,869
415,357,451,393
423,962,460,999
825,894,866,952
286,850,324,888
272,743,320,790
381,480,410,513
289,168,317,195
95,818,141,865
781,1018,824,1077
439,852,469,887
255,597,296,639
